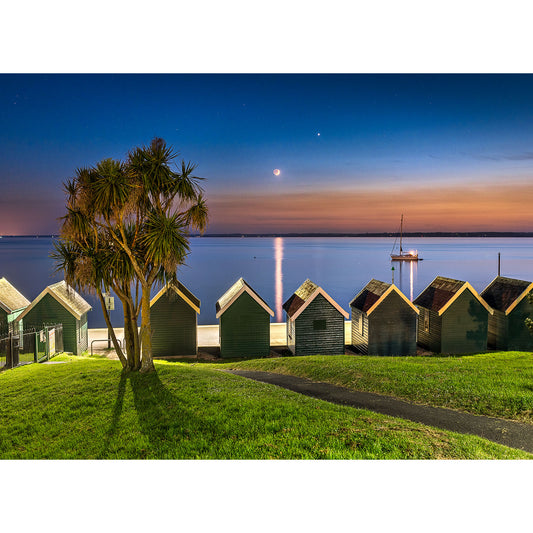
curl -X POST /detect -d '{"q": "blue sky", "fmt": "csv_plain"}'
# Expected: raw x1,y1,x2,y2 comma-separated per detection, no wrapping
1,74,533,233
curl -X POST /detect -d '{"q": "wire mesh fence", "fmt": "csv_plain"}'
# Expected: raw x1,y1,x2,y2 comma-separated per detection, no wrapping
0,324,63,370
19,330,37,364
0,335,8,369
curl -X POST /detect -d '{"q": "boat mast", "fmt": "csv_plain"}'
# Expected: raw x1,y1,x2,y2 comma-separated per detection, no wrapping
399,214,403,254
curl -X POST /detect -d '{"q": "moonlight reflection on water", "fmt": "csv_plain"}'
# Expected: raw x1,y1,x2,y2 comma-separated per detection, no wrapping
274,237,284,322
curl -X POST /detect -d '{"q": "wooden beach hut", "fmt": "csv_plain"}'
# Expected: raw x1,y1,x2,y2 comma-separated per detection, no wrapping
413,276,493,354
150,281,200,356
216,277,274,358
283,279,349,356
480,276,533,351
350,279,419,356
15,280,91,355
0,277,31,334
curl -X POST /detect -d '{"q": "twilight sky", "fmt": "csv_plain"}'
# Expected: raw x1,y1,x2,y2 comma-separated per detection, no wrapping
1,73,533,234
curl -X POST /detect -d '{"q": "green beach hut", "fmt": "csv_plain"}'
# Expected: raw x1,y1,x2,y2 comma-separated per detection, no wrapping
480,276,533,351
150,281,200,356
216,277,274,358
0,277,30,334
283,279,349,356
15,280,92,355
350,279,419,356
413,276,493,354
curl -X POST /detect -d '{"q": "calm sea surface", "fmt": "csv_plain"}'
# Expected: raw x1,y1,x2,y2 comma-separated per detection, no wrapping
1,236,533,327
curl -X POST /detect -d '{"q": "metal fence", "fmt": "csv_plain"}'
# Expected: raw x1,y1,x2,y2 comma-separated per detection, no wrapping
0,324,63,370
0,335,8,369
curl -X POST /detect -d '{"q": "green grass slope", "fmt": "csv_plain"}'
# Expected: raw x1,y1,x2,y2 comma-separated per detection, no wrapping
0,356,530,459
219,352,533,422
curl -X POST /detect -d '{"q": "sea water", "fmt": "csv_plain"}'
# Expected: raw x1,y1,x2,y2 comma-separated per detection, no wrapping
1,236,532,327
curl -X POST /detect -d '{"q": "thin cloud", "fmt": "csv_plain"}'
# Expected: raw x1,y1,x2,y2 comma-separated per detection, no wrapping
467,151,533,162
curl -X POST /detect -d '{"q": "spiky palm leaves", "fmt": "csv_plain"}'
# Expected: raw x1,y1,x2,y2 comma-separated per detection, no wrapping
55,138,208,372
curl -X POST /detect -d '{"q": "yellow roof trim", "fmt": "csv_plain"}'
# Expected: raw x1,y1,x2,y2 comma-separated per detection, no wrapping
438,282,493,316
150,284,200,314
15,285,86,323
290,287,349,321
366,285,420,316
15,286,48,323
505,282,533,315
216,285,274,319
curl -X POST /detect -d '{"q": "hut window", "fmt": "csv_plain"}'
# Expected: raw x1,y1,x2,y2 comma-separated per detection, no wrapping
423,310,430,332
313,319,327,331
359,314,363,335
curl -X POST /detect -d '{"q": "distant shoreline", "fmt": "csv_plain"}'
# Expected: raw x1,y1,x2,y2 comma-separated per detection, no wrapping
3,232,533,239
192,232,533,238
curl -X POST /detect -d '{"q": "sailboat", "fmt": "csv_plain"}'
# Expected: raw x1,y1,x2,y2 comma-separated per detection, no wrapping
390,214,421,261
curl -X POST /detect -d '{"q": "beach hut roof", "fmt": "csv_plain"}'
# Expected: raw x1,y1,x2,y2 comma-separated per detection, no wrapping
414,276,492,316
216,277,274,318
480,276,533,315
350,279,390,312
350,279,419,316
283,279,349,320
0,277,31,314
16,280,92,322
150,280,200,314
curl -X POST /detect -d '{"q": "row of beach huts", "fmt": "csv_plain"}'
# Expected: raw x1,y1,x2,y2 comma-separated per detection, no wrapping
2,274,533,359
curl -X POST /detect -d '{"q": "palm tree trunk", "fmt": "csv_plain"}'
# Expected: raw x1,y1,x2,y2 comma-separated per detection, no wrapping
139,286,155,373
122,301,135,370
126,300,141,370
97,290,127,368
131,311,141,370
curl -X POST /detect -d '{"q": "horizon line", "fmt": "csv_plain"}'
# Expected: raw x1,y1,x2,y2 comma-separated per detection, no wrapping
3,231,533,238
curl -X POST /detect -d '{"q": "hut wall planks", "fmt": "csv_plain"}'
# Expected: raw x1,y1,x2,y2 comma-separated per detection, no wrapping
367,290,418,356
416,307,442,352
292,293,345,356
219,291,271,358
22,293,85,355
507,296,533,351
151,290,198,356
350,307,368,354
440,290,489,354
488,309,508,350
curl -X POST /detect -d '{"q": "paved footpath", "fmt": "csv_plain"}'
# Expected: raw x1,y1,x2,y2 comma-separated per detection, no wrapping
88,322,352,349
227,370,533,454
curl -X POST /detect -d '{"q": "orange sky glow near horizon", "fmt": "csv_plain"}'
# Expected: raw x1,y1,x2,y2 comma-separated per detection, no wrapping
0,180,531,235
207,181,533,233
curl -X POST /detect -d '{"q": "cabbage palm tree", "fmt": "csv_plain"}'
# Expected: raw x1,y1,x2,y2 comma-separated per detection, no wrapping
51,238,129,368
56,138,208,373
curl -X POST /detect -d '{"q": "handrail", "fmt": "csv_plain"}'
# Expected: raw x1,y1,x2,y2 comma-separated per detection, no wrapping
91,338,122,356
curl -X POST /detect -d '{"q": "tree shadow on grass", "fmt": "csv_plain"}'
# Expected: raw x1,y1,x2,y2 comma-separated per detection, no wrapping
100,367,230,458
98,371,127,459
127,370,219,458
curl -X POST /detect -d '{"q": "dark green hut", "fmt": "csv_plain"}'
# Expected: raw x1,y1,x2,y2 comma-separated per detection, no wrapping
15,280,91,355
413,276,493,354
283,279,348,356
150,281,200,357
0,277,30,334
216,277,274,358
350,279,419,356
480,276,533,351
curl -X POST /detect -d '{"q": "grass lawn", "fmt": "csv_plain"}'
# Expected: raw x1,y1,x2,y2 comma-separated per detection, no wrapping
0,355,530,459
218,352,533,422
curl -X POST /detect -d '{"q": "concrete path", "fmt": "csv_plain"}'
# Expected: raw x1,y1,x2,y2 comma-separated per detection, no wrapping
89,322,352,350
227,370,533,454
197,322,352,346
